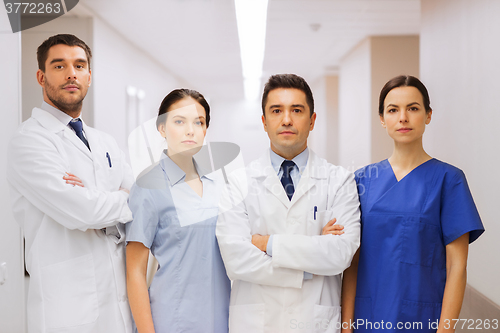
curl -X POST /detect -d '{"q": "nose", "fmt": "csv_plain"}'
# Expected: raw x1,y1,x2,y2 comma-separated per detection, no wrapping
282,110,292,126
66,66,77,80
399,110,409,123
185,122,194,136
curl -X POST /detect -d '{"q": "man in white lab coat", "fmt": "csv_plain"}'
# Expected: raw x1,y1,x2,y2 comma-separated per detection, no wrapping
7,34,133,333
216,74,361,333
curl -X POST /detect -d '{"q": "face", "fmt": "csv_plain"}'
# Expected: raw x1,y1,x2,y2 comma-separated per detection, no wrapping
37,44,91,115
380,86,432,144
158,97,207,158
262,88,316,159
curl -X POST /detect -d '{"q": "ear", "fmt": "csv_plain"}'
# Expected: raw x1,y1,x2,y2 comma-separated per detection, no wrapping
261,114,267,132
425,109,432,125
380,115,386,128
158,122,167,138
88,69,92,87
36,69,45,88
309,112,317,131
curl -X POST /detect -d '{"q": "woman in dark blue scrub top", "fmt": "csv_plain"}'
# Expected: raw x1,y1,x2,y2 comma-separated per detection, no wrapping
341,75,484,333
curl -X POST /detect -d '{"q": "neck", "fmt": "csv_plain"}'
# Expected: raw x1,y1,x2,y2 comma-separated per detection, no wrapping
389,138,431,169
167,151,199,181
44,97,82,119
271,144,307,161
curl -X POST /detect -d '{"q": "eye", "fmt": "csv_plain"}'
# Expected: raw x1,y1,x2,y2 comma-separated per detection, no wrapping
55,65,63,69
387,108,397,113
271,109,281,114
409,106,419,111
195,120,204,126
293,108,302,113
174,120,183,124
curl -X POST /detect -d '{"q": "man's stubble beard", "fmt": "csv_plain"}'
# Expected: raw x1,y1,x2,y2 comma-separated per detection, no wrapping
45,79,85,114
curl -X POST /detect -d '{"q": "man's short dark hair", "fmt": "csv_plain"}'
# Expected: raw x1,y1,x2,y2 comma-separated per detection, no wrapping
261,74,314,116
37,34,92,72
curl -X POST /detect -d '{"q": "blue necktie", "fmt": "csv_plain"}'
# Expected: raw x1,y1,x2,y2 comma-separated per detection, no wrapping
68,118,90,150
280,160,296,201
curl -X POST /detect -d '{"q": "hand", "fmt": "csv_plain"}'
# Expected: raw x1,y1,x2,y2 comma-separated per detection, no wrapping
322,218,344,235
251,234,270,252
63,172,84,187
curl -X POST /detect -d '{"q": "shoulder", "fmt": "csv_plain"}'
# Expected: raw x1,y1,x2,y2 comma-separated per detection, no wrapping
430,159,464,177
354,160,388,184
134,161,167,190
429,159,468,187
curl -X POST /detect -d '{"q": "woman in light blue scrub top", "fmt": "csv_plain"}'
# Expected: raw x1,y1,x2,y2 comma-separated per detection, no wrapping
126,89,230,333
342,76,484,333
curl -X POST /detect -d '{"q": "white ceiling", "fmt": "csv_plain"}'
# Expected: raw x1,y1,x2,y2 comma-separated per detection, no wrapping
77,0,420,100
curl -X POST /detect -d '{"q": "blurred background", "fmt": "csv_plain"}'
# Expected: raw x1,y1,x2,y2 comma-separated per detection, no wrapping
1,0,499,331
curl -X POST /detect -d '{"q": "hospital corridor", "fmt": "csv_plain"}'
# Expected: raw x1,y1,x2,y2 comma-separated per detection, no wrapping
0,0,499,332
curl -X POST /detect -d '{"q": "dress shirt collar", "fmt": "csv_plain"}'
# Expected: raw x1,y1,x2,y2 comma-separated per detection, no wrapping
269,147,309,175
40,101,78,126
160,150,213,186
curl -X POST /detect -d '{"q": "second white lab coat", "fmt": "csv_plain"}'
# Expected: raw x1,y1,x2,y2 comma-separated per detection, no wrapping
7,107,134,333
216,149,361,333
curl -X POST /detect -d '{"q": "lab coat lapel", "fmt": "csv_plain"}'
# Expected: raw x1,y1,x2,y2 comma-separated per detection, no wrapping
32,108,93,160
253,152,291,209
290,150,325,205
63,128,93,160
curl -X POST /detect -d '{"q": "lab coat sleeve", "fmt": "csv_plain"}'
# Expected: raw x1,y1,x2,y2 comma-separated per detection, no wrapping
7,126,132,231
271,170,361,276
216,169,304,288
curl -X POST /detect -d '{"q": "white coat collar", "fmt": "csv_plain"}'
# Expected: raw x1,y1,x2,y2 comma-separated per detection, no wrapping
31,107,93,159
250,148,328,209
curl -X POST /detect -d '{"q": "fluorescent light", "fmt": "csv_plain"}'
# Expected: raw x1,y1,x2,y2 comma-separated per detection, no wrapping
234,0,269,100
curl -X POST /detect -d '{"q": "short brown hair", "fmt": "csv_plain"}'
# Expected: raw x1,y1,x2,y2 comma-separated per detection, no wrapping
37,34,92,72
262,74,314,117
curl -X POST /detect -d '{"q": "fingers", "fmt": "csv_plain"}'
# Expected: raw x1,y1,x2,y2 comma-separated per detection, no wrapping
63,172,84,187
323,218,337,228
322,220,345,236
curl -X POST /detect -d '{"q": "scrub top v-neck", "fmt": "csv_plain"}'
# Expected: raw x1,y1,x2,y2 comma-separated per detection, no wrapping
126,153,230,333
353,158,484,332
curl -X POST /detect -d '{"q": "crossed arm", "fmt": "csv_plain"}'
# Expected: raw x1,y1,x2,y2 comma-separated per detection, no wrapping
251,218,345,252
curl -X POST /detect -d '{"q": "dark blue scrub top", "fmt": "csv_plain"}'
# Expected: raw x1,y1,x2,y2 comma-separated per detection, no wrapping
353,159,484,332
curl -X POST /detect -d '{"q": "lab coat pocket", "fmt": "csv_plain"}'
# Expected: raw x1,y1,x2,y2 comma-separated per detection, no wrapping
313,304,341,333
41,254,99,329
310,210,334,235
229,303,265,333
400,217,438,267
353,297,372,332
400,299,441,332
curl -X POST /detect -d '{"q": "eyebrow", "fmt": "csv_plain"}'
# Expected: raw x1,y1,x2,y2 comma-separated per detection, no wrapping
172,115,206,120
386,102,421,108
49,58,88,65
268,104,305,109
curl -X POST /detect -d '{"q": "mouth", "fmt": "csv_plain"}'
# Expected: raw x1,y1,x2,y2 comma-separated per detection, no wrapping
279,130,296,136
397,127,412,133
63,84,79,91
181,140,197,145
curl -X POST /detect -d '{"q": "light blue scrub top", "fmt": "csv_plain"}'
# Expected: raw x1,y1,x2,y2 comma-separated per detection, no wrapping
126,153,230,333
354,159,484,333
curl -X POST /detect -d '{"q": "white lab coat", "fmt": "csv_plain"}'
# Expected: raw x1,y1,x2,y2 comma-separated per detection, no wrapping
7,107,134,333
216,149,361,333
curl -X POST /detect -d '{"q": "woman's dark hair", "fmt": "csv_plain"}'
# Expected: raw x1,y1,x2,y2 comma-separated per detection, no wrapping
156,89,210,129
262,74,314,116
379,75,432,116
